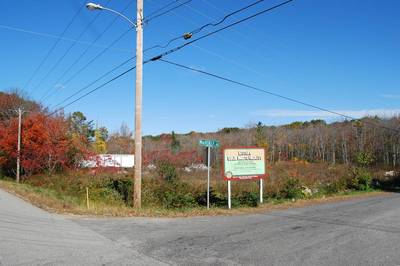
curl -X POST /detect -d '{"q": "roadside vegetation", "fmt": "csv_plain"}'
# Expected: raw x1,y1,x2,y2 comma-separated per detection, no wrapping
0,90,399,216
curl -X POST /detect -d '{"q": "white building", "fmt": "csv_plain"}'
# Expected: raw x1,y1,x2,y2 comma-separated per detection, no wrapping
82,154,134,168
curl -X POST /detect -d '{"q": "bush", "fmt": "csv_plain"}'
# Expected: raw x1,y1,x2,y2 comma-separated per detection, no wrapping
105,178,133,206
349,167,372,191
196,187,226,207
156,160,178,182
321,178,347,195
157,180,198,209
238,192,259,207
281,178,303,199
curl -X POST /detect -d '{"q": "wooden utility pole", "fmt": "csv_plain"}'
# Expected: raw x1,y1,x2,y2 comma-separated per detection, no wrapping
16,107,22,183
133,0,143,208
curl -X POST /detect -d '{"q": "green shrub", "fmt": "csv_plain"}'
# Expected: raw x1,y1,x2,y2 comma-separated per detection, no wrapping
238,192,259,207
156,160,178,182
355,152,374,167
321,178,347,195
105,178,133,206
196,187,226,207
349,167,372,191
281,178,303,199
157,180,198,209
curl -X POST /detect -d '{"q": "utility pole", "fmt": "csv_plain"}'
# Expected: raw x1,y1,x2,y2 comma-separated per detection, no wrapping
133,0,144,208
16,107,22,183
85,2,143,207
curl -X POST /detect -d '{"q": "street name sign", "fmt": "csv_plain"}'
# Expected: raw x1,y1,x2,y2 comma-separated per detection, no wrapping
199,139,220,148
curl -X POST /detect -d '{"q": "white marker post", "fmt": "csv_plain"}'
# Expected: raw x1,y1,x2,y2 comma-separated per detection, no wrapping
207,146,211,210
228,180,232,209
260,179,263,204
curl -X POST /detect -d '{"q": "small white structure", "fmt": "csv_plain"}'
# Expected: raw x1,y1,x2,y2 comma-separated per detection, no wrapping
82,154,134,168
385,171,397,177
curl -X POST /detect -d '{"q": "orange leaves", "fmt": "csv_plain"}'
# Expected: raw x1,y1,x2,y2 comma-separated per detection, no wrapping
0,113,89,176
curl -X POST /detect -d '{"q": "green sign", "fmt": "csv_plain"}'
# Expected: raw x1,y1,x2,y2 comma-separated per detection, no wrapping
223,148,266,180
199,139,220,148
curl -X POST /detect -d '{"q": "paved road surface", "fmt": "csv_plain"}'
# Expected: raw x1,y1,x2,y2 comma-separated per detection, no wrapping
1,188,400,265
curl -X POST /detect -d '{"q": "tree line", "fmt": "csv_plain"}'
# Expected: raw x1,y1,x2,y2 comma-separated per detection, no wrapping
1,90,399,179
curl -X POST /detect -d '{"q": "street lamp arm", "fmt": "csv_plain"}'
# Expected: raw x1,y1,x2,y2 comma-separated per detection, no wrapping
86,3,137,28
101,6,137,28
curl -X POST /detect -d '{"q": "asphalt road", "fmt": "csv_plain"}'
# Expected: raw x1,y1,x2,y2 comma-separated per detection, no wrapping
2,189,400,266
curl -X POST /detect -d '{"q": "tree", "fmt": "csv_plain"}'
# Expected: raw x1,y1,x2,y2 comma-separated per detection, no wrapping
68,111,94,141
171,131,181,154
0,90,42,121
0,114,89,177
94,127,108,154
254,122,268,149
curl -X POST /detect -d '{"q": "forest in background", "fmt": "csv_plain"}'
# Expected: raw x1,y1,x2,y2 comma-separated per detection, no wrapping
1,90,400,212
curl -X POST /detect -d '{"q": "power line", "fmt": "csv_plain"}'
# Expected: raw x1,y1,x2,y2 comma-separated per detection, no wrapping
45,0,196,105
145,0,183,18
191,0,266,35
144,0,267,53
0,24,130,51
60,27,132,88
48,65,136,117
40,0,136,103
23,3,84,90
144,0,192,23
149,0,294,61
51,57,134,109
159,58,400,135
51,0,291,110
32,0,112,95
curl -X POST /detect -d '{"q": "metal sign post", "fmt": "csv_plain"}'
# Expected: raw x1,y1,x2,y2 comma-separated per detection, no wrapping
228,180,232,209
199,139,220,210
207,146,211,209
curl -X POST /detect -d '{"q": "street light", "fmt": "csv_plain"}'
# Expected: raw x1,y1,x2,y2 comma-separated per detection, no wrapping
86,3,137,27
86,2,144,208
86,3,103,10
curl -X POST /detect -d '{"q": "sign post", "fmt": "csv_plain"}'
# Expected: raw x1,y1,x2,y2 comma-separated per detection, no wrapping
223,147,266,209
207,146,211,209
199,139,220,209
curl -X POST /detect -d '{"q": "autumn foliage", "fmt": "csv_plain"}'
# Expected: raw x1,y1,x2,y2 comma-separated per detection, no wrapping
0,113,90,177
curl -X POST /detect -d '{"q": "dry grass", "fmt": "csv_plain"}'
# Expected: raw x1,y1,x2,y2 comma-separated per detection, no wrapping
0,179,388,218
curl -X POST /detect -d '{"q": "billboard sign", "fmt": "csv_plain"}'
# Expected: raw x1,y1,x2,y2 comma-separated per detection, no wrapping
223,147,266,180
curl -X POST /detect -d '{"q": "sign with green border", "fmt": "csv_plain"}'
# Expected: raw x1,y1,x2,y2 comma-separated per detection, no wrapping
223,147,266,180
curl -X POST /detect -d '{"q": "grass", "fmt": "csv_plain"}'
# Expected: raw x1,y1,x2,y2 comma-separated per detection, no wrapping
0,178,387,218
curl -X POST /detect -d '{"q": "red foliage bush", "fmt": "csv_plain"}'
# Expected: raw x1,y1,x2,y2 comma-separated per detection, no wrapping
0,113,90,176
144,150,202,168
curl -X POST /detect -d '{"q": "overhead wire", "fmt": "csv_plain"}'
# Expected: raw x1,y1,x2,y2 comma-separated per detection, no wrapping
144,0,267,53
51,57,134,109
46,0,191,108
31,0,112,95
144,0,192,23
149,0,295,61
145,0,183,19
47,65,137,117
50,0,294,113
159,58,400,135
0,23,130,51
23,2,85,90
40,0,136,103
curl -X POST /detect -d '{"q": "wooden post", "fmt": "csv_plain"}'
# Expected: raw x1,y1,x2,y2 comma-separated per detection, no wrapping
133,0,144,208
86,187,90,209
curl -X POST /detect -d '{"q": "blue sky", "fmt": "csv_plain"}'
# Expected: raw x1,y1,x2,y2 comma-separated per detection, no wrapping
0,0,399,135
